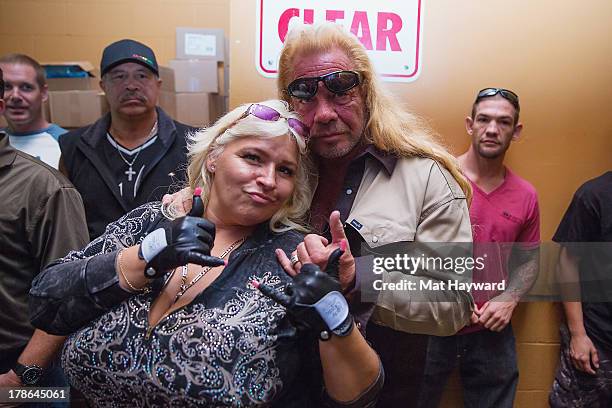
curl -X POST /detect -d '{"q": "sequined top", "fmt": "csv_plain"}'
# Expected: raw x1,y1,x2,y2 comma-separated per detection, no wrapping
31,202,325,407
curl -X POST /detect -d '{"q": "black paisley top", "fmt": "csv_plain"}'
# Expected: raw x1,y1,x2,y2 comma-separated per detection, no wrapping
31,202,324,407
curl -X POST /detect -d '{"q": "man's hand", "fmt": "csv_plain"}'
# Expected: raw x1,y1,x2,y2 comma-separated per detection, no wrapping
0,370,22,408
477,297,518,332
569,332,600,375
469,311,479,325
162,187,192,217
276,211,356,292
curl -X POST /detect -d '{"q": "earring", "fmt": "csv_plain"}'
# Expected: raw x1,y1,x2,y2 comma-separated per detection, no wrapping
209,164,216,172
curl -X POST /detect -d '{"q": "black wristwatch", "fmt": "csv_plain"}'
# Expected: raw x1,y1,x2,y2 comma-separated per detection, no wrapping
13,362,44,385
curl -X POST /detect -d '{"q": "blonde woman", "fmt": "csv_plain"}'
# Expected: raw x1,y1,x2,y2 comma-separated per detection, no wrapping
30,100,382,407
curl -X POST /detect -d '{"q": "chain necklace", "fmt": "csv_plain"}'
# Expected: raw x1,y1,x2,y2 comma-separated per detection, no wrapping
112,120,158,182
173,237,246,304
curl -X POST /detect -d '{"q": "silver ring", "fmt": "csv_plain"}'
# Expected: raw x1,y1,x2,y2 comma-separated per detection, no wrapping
290,254,299,266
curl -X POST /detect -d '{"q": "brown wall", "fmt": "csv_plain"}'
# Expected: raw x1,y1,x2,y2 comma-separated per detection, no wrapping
229,1,612,407
0,0,230,68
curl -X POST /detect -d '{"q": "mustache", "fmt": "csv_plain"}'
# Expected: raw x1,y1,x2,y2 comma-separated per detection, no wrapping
310,124,349,137
119,92,147,103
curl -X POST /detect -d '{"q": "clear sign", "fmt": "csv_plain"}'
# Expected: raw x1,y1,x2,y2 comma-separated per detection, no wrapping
256,0,423,82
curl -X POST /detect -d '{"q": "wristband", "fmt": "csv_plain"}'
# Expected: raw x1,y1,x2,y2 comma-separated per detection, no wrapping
139,228,167,262
312,291,353,341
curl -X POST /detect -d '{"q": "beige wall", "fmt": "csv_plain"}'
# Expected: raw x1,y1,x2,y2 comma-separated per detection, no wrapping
0,0,230,69
1,0,611,406
229,1,612,407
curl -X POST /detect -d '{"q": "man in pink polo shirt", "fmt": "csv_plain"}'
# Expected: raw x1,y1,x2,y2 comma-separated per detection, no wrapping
418,88,540,408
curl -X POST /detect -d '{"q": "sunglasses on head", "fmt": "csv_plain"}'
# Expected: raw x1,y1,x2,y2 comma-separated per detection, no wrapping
287,70,361,100
476,88,520,111
241,104,310,141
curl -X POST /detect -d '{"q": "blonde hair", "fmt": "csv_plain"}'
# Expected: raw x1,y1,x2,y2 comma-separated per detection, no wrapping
186,99,315,232
277,22,471,200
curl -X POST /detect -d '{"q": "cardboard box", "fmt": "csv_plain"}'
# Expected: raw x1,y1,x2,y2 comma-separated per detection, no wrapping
208,94,226,124
159,66,175,92
99,93,109,116
43,61,98,91
218,62,228,97
176,28,225,61
167,60,218,93
49,90,103,128
161,63,226,96
158,91,226,127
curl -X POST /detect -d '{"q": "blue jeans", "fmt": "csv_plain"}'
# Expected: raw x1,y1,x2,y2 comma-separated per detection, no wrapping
418,325,518,408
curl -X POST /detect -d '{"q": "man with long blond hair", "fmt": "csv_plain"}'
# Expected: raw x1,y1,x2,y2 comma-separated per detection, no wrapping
165,22,474,406
273,22,474,406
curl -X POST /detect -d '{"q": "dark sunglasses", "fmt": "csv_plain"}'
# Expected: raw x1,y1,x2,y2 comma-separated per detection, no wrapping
476,88,520,111
240,104,310,141
287,70,361,100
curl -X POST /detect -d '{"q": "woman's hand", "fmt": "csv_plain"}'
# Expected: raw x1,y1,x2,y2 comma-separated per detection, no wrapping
276,211,356,292
142,189,223,278
255,248,353,340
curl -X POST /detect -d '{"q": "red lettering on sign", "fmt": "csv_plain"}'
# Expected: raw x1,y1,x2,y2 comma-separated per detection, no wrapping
376,12,402,51
304,8,314,24
326,10,344,22
277,8,404,52
350,11,373,50
278,8,300,42
278,8,314,42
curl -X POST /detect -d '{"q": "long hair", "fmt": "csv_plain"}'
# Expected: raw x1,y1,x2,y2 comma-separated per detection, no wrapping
277,22,471,200
186,99,315,232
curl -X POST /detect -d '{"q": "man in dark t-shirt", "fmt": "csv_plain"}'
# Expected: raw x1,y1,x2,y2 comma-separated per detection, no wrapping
549,171,612,407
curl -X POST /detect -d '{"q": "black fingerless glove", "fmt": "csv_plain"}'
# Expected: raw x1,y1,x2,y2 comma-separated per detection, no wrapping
256,248,354,340
140,191,224,278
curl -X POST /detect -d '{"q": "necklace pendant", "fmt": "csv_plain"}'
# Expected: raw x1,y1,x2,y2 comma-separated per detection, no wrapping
125,165,136,182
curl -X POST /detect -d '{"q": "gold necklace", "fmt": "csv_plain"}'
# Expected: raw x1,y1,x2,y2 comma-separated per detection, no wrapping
173,237,246,304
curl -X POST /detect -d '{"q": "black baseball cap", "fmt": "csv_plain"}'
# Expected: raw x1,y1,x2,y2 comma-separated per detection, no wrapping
100,39,159,76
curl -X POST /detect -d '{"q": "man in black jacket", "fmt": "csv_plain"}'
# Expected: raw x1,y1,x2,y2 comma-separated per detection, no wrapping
59,39,194,240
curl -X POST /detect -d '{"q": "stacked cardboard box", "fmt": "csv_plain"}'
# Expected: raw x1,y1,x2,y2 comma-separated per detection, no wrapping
43,62,105,128
157,28,228,128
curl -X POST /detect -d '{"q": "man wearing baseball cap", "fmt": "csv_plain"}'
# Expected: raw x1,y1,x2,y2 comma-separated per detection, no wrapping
59,39,195,240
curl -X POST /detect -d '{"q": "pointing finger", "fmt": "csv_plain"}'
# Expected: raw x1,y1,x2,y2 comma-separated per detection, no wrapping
324,247,345,279
254,281,292,308
276,249,298,277
329,210,347,244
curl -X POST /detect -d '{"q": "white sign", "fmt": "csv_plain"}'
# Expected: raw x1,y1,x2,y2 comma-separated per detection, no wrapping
256,0,423,82
184,33,217,57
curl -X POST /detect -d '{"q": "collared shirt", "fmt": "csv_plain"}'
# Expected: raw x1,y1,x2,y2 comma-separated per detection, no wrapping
0,132,88,354
313,144,397,256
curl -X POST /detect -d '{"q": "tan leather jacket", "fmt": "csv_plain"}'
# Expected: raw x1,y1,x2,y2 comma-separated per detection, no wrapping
347,155,474,336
